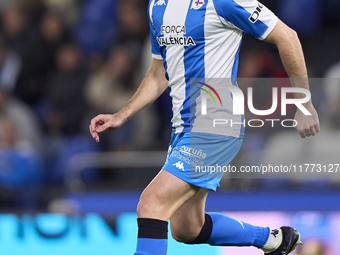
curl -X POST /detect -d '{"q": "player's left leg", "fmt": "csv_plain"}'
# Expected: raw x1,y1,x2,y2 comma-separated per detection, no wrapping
170,188,272,251
170,188,302,255
170,187,209,243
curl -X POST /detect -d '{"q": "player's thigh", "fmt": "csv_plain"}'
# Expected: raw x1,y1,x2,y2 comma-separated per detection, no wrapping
170,188,209,242
137,169,200,220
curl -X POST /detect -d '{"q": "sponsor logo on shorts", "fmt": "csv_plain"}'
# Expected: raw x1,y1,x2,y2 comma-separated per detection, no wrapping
170,146,206,168
173,161,185,171
179,146,206,159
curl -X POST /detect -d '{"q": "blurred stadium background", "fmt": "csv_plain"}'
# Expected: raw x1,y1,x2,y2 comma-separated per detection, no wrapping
0,0,339,254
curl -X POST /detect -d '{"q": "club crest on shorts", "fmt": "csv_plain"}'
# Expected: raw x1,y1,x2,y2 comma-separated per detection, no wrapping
191,0,204,10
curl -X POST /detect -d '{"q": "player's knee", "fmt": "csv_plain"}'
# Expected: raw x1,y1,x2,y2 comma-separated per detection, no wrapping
136,197,151,218
171,230,197,243
170,224,198,243
136,192,162,218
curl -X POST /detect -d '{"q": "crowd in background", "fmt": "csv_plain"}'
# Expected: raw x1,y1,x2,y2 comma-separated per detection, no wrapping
0,0,339,209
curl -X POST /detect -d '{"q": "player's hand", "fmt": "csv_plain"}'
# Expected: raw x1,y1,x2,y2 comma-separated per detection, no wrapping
294,103,320,138
89,113,126,142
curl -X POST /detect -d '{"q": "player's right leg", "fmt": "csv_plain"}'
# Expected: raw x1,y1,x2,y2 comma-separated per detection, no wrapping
134,169,200,255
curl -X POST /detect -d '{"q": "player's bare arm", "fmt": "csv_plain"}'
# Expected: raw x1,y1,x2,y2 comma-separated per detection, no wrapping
265,20,320,138
89,59,168,142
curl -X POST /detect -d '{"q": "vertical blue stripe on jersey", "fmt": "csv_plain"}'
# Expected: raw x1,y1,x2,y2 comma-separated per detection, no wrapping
150,0,168,30
181,3,207,132
150,0,170,105
149,0,168,58
168,86,173,127
240,115,245,138
231,37,245,138
162,41,171,125
149,0,167,56
161,47,169,81
231,36,243,85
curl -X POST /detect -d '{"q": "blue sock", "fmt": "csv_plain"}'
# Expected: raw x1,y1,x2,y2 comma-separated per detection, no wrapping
187,213,269,248
134,218,168,255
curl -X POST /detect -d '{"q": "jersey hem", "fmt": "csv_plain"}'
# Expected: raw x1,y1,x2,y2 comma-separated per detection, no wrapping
152,53,163,60
173,127,244,139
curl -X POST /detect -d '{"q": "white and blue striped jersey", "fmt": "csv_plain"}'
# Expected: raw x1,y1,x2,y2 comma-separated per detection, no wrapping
148,0,278,138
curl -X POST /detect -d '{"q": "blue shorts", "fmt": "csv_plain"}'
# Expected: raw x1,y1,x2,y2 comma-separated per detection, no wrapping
162,132,243,191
